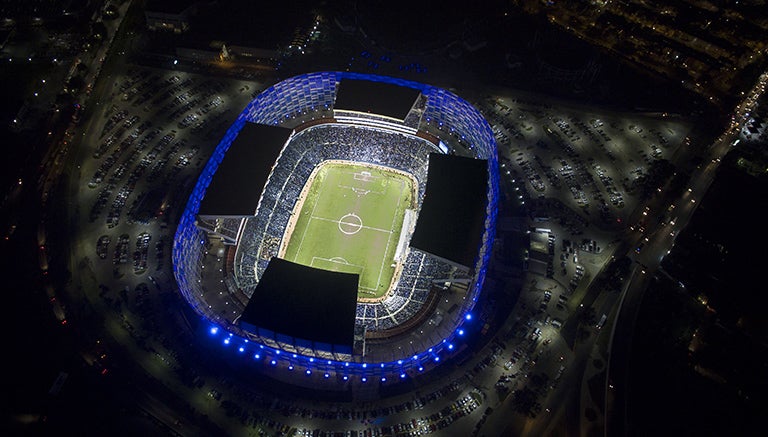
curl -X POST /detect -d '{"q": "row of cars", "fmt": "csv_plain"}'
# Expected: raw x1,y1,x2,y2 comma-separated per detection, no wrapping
88,69,230,231
569,264,585,292
132,232,151,274
506,110,647,226
98,232,154,275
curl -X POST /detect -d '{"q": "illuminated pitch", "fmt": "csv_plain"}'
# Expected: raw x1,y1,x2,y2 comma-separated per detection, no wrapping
280,160,416,300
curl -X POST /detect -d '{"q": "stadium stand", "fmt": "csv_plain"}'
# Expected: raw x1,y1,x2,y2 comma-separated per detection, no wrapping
233,124,436,295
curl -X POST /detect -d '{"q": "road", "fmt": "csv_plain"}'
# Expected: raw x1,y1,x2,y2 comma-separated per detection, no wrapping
602,70,767,437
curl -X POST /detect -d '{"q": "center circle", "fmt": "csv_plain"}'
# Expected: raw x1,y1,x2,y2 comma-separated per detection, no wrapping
338,213,363,235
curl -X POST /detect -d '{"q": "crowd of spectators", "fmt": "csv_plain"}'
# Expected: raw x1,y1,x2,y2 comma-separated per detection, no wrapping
230,122,467,333
356,249,464,332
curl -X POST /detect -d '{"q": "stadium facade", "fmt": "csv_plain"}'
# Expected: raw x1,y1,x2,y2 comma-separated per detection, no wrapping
172,72,499,382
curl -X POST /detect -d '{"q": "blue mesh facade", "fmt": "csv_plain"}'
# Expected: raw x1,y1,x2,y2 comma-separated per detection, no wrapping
172,72,499,377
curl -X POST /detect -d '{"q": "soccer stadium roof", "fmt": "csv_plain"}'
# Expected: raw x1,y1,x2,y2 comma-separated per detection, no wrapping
410,153,488,268
198,123,291,216
334,78,421,120
239,257,359,353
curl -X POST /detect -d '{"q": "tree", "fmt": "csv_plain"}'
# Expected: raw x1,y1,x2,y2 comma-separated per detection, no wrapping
511,387,538,415
67,75,85,93
104,5,119,20
91,21,108,40
580,306,597,326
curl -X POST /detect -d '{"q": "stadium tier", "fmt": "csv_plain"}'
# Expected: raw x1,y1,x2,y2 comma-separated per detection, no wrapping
173,72,499,381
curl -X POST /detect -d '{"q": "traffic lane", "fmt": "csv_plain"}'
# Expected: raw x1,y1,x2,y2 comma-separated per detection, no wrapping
536,335,594,437
604,265,650,437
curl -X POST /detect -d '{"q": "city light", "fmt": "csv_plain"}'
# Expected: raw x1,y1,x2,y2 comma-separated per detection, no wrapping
18,5,768,434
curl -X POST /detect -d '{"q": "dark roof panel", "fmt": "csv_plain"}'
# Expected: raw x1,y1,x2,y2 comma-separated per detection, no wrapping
239,258,359,349
334,78,420,120
410,153,488,267
198,123,291,216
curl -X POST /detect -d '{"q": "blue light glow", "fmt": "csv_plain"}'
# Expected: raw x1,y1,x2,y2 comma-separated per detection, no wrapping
174,71,499,378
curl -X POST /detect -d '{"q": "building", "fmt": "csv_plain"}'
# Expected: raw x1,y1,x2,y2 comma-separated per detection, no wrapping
144,0,197,34
173,72,499,384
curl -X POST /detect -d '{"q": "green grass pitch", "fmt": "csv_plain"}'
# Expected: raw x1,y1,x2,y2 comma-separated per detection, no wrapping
282,161,415,299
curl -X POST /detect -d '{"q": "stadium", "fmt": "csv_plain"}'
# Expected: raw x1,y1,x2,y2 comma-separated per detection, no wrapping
172,72,499,386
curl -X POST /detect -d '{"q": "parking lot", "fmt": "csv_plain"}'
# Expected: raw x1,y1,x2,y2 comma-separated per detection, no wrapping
76,66,258,282
483,93,690,228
